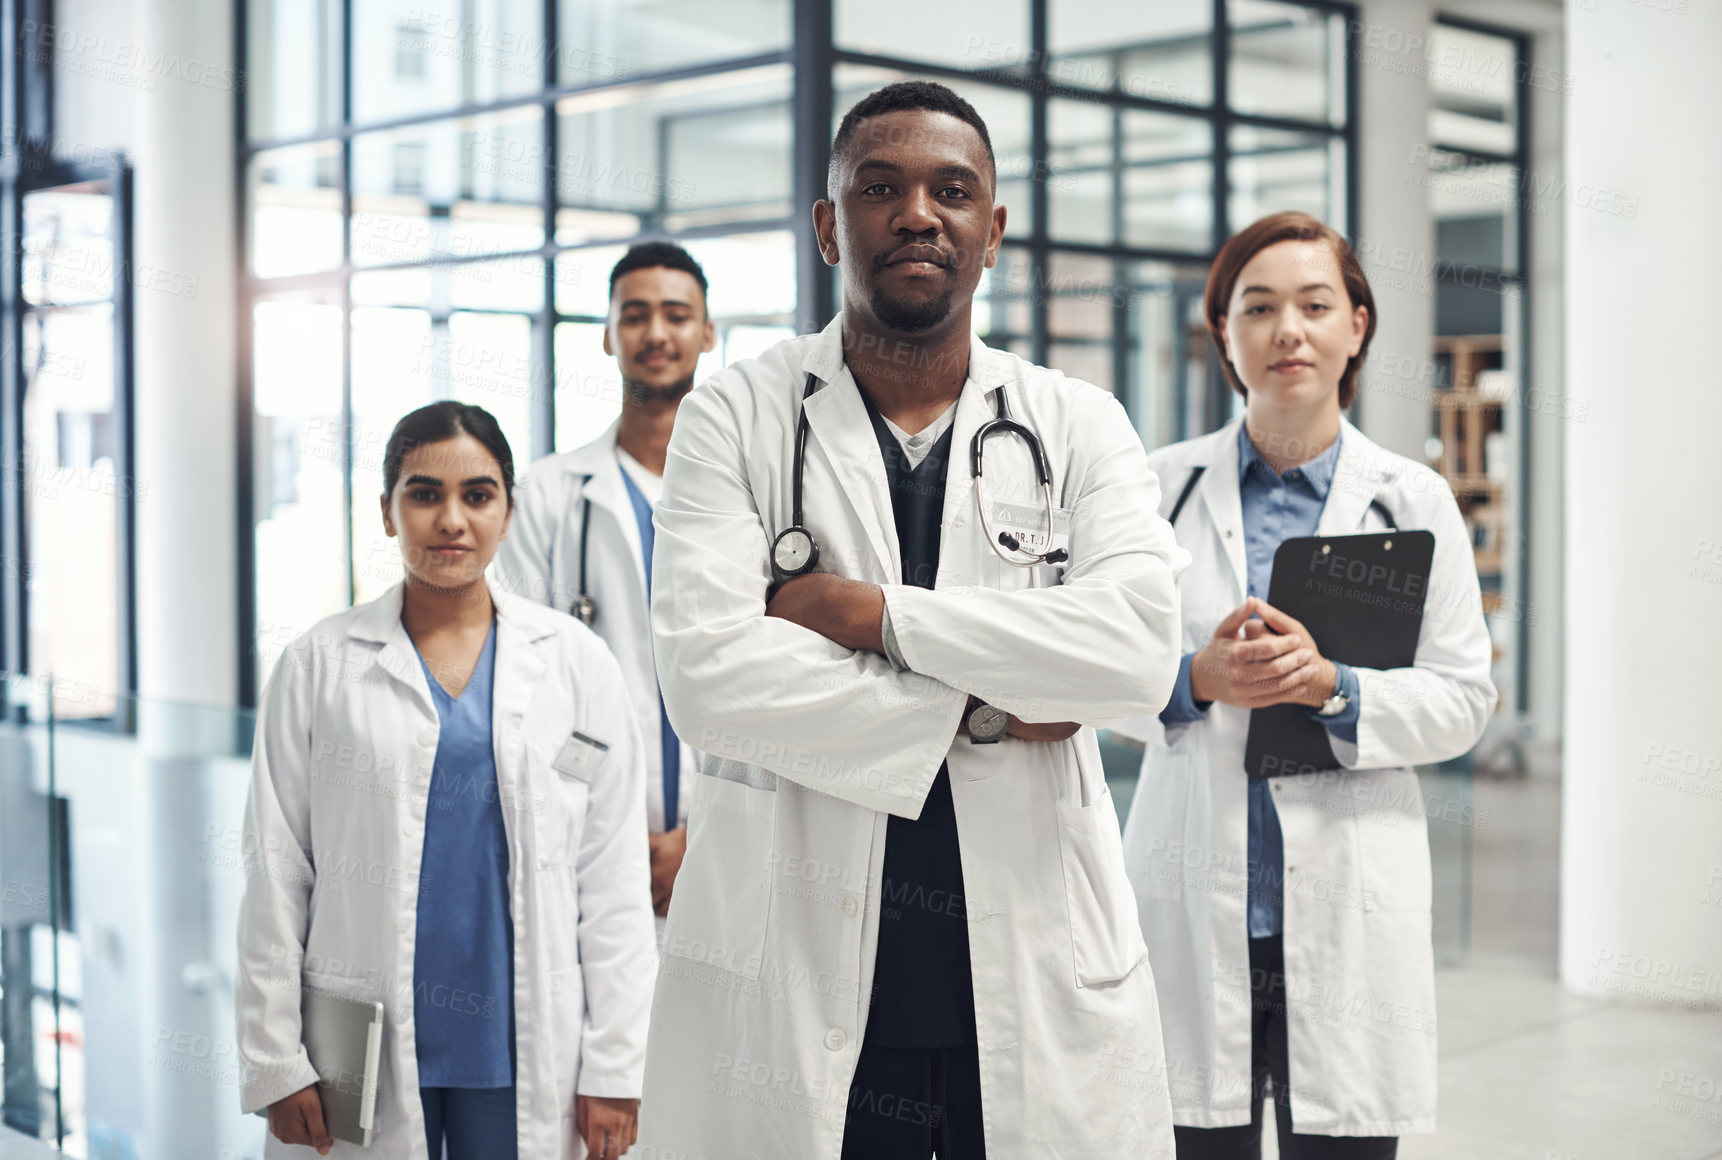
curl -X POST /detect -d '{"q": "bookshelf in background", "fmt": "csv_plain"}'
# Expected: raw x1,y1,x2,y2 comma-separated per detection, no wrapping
1432,335,1508,618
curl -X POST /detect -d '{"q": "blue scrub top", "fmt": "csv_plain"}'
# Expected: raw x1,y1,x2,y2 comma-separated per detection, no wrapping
410,619,515,1088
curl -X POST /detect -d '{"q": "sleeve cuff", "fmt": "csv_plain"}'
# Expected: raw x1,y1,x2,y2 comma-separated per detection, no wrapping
1306,661,1361,743
576,1069,644,1100
881,601,909,672
1158,652,1211,725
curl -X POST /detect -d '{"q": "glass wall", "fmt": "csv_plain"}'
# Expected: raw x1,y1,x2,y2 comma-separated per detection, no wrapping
240,0,798,697
240,0,1355,697
1423,19,1531,720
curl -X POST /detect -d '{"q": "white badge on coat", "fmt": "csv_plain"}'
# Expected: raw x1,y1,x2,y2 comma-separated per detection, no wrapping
553,731,609,783
988,499,1072,559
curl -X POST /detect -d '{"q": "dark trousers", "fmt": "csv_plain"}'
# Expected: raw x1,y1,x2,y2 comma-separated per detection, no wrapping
1174,936,1398,1160
840,1040,986,1160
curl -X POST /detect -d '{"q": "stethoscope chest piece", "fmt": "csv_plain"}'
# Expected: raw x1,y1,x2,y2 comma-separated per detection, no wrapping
772,525,819,579
573,593,598,628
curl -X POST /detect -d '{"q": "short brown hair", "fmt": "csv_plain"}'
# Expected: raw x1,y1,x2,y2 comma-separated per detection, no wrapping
1203,211,1376,409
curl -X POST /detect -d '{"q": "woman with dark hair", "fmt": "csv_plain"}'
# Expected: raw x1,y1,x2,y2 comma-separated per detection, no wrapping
1123,213,1496,1158
234,401,656,1159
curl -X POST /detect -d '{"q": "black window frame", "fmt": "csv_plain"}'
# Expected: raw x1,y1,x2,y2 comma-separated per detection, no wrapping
0,0,138,729
235,0,1358,706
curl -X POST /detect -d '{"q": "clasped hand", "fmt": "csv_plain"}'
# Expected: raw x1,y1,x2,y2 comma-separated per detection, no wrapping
1189,596,1336,710
765,573,1079,742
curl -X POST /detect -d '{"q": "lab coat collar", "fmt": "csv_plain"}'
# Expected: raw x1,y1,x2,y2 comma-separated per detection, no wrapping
799,314,1015,579
1189,418,1248,600
1317,416,1397,535
545,421,647,592
348,578,559,720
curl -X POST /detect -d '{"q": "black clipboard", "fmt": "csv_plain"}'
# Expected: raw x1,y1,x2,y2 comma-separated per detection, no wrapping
1244,529,1435,778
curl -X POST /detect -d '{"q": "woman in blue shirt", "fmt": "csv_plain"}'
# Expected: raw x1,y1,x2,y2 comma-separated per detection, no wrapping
1124,213,1496,1158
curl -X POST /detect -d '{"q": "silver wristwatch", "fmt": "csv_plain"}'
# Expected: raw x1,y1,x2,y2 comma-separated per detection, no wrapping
1315,676,1350,718
967,701,1009,744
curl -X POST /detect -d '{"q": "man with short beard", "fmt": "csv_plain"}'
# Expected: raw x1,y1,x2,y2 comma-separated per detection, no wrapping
638,82,1184,1159
495,242,714,932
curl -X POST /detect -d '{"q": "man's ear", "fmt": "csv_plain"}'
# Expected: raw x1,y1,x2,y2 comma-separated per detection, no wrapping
702,318,717,354
813,199,841,267
602,324,615,357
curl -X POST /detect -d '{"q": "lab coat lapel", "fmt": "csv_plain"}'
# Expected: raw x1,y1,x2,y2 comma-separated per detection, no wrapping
939,338,1015,562
563,422,648,595
349,583,438,723
1196,421,1248,600
801,367,899,582
489,583,551,820
1318,419,1386,535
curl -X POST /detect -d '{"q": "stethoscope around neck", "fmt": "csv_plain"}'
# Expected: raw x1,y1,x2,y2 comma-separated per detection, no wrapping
770,372,1069,583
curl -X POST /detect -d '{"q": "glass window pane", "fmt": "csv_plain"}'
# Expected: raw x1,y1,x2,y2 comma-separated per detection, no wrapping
681,231,796,382
448,311,536,473
351,305,434,603
1228,0,1344,126
1229,126,1344,230
1428,24,1519,155
1049,0,1211,107
352,109,546,269
253,292,348,691
555,246,627,317
556,65,792,242
249,143,343,278
833,65,1034,240
1048,101,1211,250
22,306,118,717
22,185,116,307
247,0,340,141
559,0,788,81
837,0,1028,73
354,0,543,124
554,321,622,451
1427,150,1519,274
973,246,1033,349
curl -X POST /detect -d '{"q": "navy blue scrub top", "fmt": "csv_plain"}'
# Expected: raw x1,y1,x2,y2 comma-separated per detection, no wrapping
858,391,976,1049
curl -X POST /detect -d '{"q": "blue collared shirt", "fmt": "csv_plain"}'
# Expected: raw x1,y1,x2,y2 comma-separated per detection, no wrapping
1159,424,1362,938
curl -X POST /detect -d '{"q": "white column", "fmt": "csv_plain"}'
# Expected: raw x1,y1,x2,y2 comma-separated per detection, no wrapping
1348,0,1436,460
1560,0,1722,1001
130,0,239,710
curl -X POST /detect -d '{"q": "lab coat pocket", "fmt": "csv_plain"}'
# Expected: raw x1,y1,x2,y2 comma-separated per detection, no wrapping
1353,768,1433,914
1056,786,1149,986
659,772,773,979
534,746,590,869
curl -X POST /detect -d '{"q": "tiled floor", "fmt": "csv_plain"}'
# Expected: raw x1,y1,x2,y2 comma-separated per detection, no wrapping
1259,769,1722,1160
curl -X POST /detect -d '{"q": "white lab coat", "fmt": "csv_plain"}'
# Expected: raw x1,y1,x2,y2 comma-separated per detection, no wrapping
234,580,657,1159
637,318,1189,1159
493,422,696,836
1122,417,1496,1136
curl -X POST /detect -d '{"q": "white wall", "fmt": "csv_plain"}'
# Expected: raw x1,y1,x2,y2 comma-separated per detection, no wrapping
1559,0,1722,1001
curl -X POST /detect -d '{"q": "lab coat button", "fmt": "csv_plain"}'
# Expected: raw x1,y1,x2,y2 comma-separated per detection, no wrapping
418,729,437,748
841,895,859,918
824,1029,846,1051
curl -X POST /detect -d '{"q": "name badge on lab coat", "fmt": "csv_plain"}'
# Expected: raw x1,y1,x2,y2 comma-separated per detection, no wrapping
553,731,608,783
988,499,1072,559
